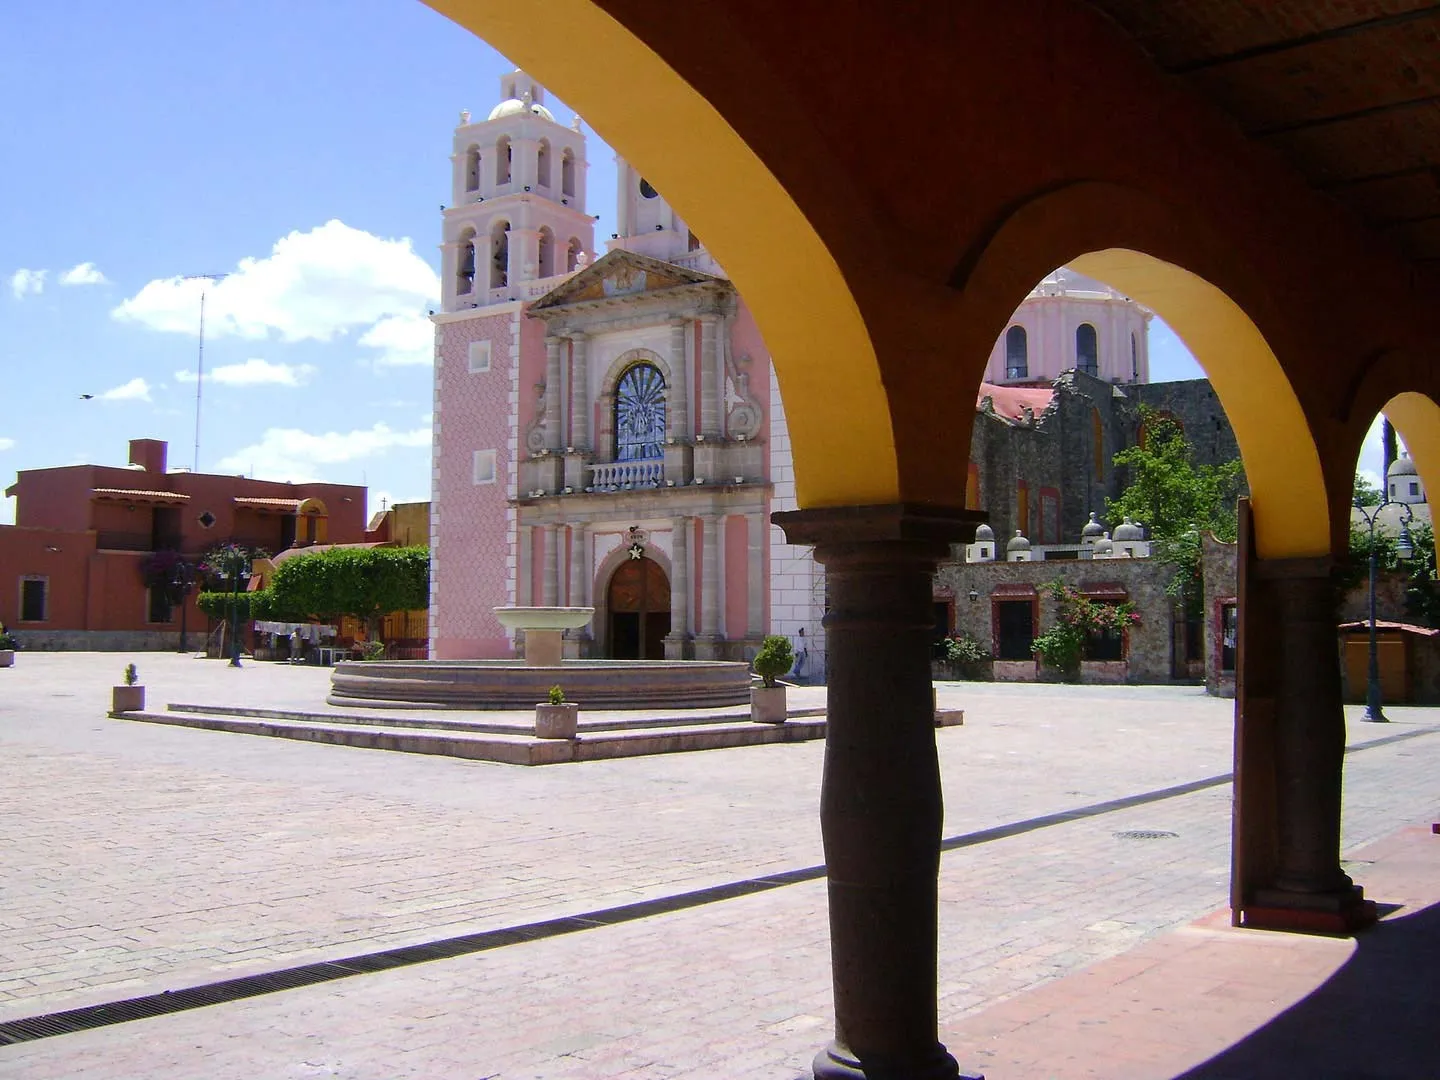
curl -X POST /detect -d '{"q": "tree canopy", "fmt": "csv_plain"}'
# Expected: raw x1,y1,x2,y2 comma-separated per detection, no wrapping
1353,471,1383,507
266,546,429,636
1107,407,1245,606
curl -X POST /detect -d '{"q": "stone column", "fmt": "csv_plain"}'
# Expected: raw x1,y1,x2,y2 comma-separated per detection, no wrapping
1252,568,1371,926
516,525,533,607
544,336,564,451
568,524,588,607
698,314,721,439
667,318,690,441
541,523,560,607
569,333,590,451
774,503,982,1080
665,516,691,659
746,512,765,638
698,513,722,652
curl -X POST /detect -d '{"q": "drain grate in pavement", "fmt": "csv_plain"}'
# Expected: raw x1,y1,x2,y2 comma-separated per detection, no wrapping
1114,829,1180,840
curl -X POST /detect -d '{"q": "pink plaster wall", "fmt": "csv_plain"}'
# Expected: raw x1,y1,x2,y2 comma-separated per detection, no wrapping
724,514,748,638
432,311,516,658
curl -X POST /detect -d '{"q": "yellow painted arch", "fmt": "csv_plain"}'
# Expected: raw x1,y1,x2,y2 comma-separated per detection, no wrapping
426,0,899,507
1380,392,1440,509
1072,250,1330,559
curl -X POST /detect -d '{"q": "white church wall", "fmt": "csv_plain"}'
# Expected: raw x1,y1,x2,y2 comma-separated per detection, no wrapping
767,364,827,682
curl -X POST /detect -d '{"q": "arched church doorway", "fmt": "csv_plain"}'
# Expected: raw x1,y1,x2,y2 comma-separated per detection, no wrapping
607,556,670,659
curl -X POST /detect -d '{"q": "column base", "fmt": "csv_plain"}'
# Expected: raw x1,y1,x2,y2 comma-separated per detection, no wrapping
1243,884,1378,934
812,1041,979,1080
662,632,692,661
691,635,726,661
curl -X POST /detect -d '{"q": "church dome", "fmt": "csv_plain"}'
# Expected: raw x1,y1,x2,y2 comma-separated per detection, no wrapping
1388,453,1418,478
975,523,995,542
1081,512,1104,540
1113,516,1144,541
1094,532,1114,555
1006,530,1031,553
488,98,556,122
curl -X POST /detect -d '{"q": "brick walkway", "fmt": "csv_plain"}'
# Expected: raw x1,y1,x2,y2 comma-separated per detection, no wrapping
1,654,1437,1077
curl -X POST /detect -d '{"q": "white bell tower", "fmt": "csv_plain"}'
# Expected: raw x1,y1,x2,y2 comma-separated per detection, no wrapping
610,157,702,263
441,69,595,312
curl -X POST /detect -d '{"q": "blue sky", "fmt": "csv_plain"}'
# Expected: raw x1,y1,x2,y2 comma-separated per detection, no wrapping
0,2,1385,526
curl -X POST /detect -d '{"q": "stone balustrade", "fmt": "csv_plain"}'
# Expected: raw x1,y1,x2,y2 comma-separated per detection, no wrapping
586,459,664,491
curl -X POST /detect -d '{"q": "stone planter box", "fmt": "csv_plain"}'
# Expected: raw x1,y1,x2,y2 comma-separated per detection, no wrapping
750,685,787,724
992,659,1039,682
0,649,14,668
111,685,145,713
534,702,579,739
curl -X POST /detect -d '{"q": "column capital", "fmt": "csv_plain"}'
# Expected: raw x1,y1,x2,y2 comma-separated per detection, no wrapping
772,502,985,550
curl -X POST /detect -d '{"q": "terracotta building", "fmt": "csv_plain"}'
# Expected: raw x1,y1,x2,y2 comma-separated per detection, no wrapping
0,438,367,649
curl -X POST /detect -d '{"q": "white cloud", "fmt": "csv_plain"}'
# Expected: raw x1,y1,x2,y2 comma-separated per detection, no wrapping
59,262,108,286
174,358,316,387
360,311,435,367
111,220,439,345
9,268,46,299
0,437,14,451
99,377,152,402
216,422,430,483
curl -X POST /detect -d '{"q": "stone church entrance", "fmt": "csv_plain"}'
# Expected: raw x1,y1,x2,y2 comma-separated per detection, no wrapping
607,556,671,660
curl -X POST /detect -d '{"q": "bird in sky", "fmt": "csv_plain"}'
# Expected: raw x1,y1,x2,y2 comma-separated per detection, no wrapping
78,393,94,400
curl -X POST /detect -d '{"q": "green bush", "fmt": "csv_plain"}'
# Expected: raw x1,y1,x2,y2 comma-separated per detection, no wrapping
941,634,990,678
0,631,18,650
123,663,138,686
547,684,566,705
752,634,795,688
355,640,387,661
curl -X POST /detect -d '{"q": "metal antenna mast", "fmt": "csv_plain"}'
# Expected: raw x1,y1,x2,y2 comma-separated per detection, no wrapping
181,274,228,472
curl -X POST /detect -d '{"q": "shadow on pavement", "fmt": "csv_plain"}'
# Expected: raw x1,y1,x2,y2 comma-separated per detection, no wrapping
1175,899,1440,1079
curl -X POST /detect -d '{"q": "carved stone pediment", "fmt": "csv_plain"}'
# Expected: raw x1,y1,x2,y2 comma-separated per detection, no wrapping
529,249,722,313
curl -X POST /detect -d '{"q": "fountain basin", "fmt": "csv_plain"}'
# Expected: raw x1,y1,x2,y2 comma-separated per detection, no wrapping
493,605,595,667
329,659,752,710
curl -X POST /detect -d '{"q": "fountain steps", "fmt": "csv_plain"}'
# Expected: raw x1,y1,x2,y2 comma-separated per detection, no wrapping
115,705,832,765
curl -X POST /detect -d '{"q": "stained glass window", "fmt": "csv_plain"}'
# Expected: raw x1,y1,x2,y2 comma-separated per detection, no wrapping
615,362,666,461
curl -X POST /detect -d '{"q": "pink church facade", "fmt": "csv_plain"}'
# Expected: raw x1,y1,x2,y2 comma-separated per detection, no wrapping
430,72,1157,680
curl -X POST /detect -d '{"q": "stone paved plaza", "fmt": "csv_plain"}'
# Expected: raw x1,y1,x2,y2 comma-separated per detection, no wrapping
1,653,1438,1078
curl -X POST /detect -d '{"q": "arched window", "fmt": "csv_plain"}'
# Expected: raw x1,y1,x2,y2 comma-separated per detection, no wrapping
1076,323,1099,377
464,146,480,192
489,220,509,289
495,136,512,184
1005,325,1027,380
538,226,556,278
561,148,576,197
536,138,551,188
566,237,583,273
615,362,666,461
456,228,476,295
1130,332,1139,380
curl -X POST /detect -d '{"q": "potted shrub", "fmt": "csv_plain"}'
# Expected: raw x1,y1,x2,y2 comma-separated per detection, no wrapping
535,684,579,739
0,629,17,668
751,634,795,723
112,663,145,714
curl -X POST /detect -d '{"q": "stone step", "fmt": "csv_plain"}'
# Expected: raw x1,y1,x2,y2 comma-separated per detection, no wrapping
164,701,829,734
115,708,831,766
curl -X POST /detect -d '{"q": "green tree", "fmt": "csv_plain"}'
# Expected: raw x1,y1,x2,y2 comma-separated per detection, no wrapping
1342,520,1439,627
1353,471,1383,507
1107,407,1245,608
267,546,430,639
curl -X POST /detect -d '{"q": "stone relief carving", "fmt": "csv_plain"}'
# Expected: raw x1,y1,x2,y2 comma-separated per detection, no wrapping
724,352,763,439
525,382,548,454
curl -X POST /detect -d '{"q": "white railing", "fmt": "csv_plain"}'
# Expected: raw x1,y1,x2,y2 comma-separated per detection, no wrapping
587,459,664,491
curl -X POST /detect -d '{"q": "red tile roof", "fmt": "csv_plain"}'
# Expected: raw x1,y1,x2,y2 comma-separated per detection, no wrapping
978,382,1055,423
90,487,190,503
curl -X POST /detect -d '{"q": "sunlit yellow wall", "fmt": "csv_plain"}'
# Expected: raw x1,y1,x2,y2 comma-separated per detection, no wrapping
426,0,899,508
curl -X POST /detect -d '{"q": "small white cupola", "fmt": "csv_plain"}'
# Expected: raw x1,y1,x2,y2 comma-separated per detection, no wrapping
1388,452,1425,504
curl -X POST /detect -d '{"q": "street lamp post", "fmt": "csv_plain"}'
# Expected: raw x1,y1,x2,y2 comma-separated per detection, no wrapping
1353,499,1413,722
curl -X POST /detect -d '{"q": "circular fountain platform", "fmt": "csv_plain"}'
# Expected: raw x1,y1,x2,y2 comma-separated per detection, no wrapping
328,659,752,710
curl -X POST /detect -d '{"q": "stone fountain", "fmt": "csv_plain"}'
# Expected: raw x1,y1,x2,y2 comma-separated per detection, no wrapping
327,606,751,710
